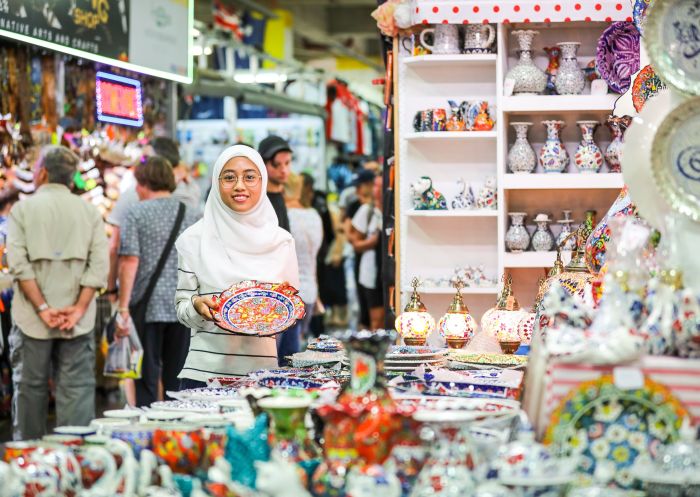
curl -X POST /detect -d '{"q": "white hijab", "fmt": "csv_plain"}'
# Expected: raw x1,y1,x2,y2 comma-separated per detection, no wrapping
175,145,299,290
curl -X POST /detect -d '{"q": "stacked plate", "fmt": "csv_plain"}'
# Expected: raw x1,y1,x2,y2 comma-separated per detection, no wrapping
342,346,448,372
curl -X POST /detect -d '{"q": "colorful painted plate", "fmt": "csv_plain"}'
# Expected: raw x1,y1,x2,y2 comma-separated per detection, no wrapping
448,352,528,367
387,346,448,359
212,280,305,336
645,0,700,95
545,376,687,489
255,376,324,390
596,22,641,94
650,96,700,221
633,0,651,34
632,65,667,112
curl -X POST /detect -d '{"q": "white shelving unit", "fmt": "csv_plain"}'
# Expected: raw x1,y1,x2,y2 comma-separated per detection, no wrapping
395,18,629,319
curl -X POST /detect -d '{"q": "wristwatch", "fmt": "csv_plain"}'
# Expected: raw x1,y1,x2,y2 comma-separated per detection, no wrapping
37,303,49,312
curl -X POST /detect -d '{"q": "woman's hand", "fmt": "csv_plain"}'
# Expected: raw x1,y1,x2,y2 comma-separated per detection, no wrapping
193,296,218,321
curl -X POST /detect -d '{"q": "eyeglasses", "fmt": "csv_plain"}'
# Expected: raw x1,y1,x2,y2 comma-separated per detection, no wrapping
219,172,261,188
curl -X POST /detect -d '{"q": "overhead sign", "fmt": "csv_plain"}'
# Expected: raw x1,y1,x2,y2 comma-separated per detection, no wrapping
95,71,143,127
0,0,192,84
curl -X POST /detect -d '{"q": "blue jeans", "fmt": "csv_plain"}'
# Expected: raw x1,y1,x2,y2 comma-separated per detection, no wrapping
276,322,301,366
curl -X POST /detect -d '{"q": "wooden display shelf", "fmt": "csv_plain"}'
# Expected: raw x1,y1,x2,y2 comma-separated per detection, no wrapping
406,131,498,140
401,286,499,295
503,251,573,268
501,94,620,113
502,173,624,190
403,54,498,67
406,209,499,217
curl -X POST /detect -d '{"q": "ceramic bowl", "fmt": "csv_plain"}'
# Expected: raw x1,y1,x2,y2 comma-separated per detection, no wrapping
110,425,155,458
89,418,131,435
103,409,142,422
53,425,97,437
143,410,186,422
152,424,205,474
42,434,84,446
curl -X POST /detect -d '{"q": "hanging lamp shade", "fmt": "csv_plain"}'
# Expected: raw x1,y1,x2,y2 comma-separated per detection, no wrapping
395,278,436,346
438,281,477,349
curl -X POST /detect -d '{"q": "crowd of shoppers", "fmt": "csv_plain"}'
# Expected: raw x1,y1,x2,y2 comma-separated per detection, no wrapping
0,131,384,439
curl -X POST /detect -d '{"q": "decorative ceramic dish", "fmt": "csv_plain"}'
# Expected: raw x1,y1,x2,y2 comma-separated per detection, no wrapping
633,0,651,34
212,280,305,336
290,350,345,367
596,22,641,94
645,0,700,95
650,96,700,221
149,400,219,413
546,376,687,489
255,376,325,390
448,352,529,367
632,65,666,112
387,346,449,359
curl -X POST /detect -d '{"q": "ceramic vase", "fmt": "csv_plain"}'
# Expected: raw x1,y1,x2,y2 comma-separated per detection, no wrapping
539,120,569,173
605,115,632,174
506,30,547,95
505,213,530,253
574,121,604,173
507,122,536,174
543,46,560,95
531,216,555,252
257,396,319,466
556,219,576,250
554,42,585,95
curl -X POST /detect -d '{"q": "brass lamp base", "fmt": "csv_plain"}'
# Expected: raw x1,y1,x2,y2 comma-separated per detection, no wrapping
403,337,427,346
499,340,521,354
446,337,469,349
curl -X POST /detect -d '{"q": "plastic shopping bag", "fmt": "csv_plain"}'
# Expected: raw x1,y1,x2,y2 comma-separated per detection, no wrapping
103,314,143,379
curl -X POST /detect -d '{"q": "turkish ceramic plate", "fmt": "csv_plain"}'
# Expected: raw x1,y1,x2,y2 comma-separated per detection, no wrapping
632,65,667,112
212,280,305,336
255,376,324,390
622,90,675,229
149,400,219,413
596,22,641,94
448,352,529,367
545,376,687,489
387,346,449,359
650,96,700,221
290,350,345,367
206,376,257,389
633,0,651,34
645,0,700,95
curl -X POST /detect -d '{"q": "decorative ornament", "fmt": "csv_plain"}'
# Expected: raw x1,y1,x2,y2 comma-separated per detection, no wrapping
438,280,477,349
395,278,435,346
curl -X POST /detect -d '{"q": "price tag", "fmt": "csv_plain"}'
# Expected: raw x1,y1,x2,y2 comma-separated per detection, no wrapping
591,79,609,95
613,367,644,390
504,78,515,97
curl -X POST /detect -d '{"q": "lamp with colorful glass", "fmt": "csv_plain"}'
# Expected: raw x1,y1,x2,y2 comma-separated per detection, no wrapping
481,274,527,354
438,281,477,349
395,278,435,346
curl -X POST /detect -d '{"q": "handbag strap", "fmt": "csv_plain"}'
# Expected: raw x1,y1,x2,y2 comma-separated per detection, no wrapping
138,202,186,308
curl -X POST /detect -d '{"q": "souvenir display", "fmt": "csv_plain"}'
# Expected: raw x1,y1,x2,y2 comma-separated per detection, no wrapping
645,0,700,96
540,120,570,173
212,281,305,337
632,65,666,112
531,214,555,252
475,177,497,210
506,30,548,95
451,178,476,210
414,265,497,291
437,282,478,349
410,176,448,211
412,101,496,133
505,213,531,253
557,211,577,251
446,100,467,132
555,42,585,95
574,121,604,173
463,24,496,54
472,102,495,132
419,25,460,55
596,22,641,94
604,116,632,174
395,279,436,346
543,46,561,95
507,122,536,174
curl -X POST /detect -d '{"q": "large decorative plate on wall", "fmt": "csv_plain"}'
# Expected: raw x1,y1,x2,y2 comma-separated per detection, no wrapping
212,280,305,336
545,376,687,489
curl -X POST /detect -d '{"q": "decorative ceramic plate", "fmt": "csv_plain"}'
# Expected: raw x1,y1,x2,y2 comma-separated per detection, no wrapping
650,96,700,220
387,346,449,359
448,352,528,367
632,65,667,112
633,0,651,34
596,22,641,94
290,350,345,367
255,376,324,390
545,376,687,489
149,400,219,413
168,387,241,402
645,0,700,95
206,376,257,389
212,280,305,336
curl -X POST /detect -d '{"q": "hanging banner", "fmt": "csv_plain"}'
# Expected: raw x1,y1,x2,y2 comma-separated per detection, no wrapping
0,0,192,83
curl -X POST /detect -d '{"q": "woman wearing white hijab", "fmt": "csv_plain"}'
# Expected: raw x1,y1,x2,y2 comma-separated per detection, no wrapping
175,145,299,387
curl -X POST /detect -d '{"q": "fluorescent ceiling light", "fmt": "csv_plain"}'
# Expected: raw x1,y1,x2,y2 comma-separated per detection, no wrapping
234,73,288,84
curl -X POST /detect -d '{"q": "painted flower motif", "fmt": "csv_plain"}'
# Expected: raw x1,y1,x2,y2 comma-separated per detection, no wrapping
579,455,595,472
588,422,604,440
628,431,648,451
615,468,635,488
593,398,623,423
590,438,611,459
648,412,671,441
612,445,631,464
567,429,588,454
622,413,641,430
605,424,629,444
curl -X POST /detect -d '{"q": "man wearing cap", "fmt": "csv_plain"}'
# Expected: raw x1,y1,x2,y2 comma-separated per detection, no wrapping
258,135,292,232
